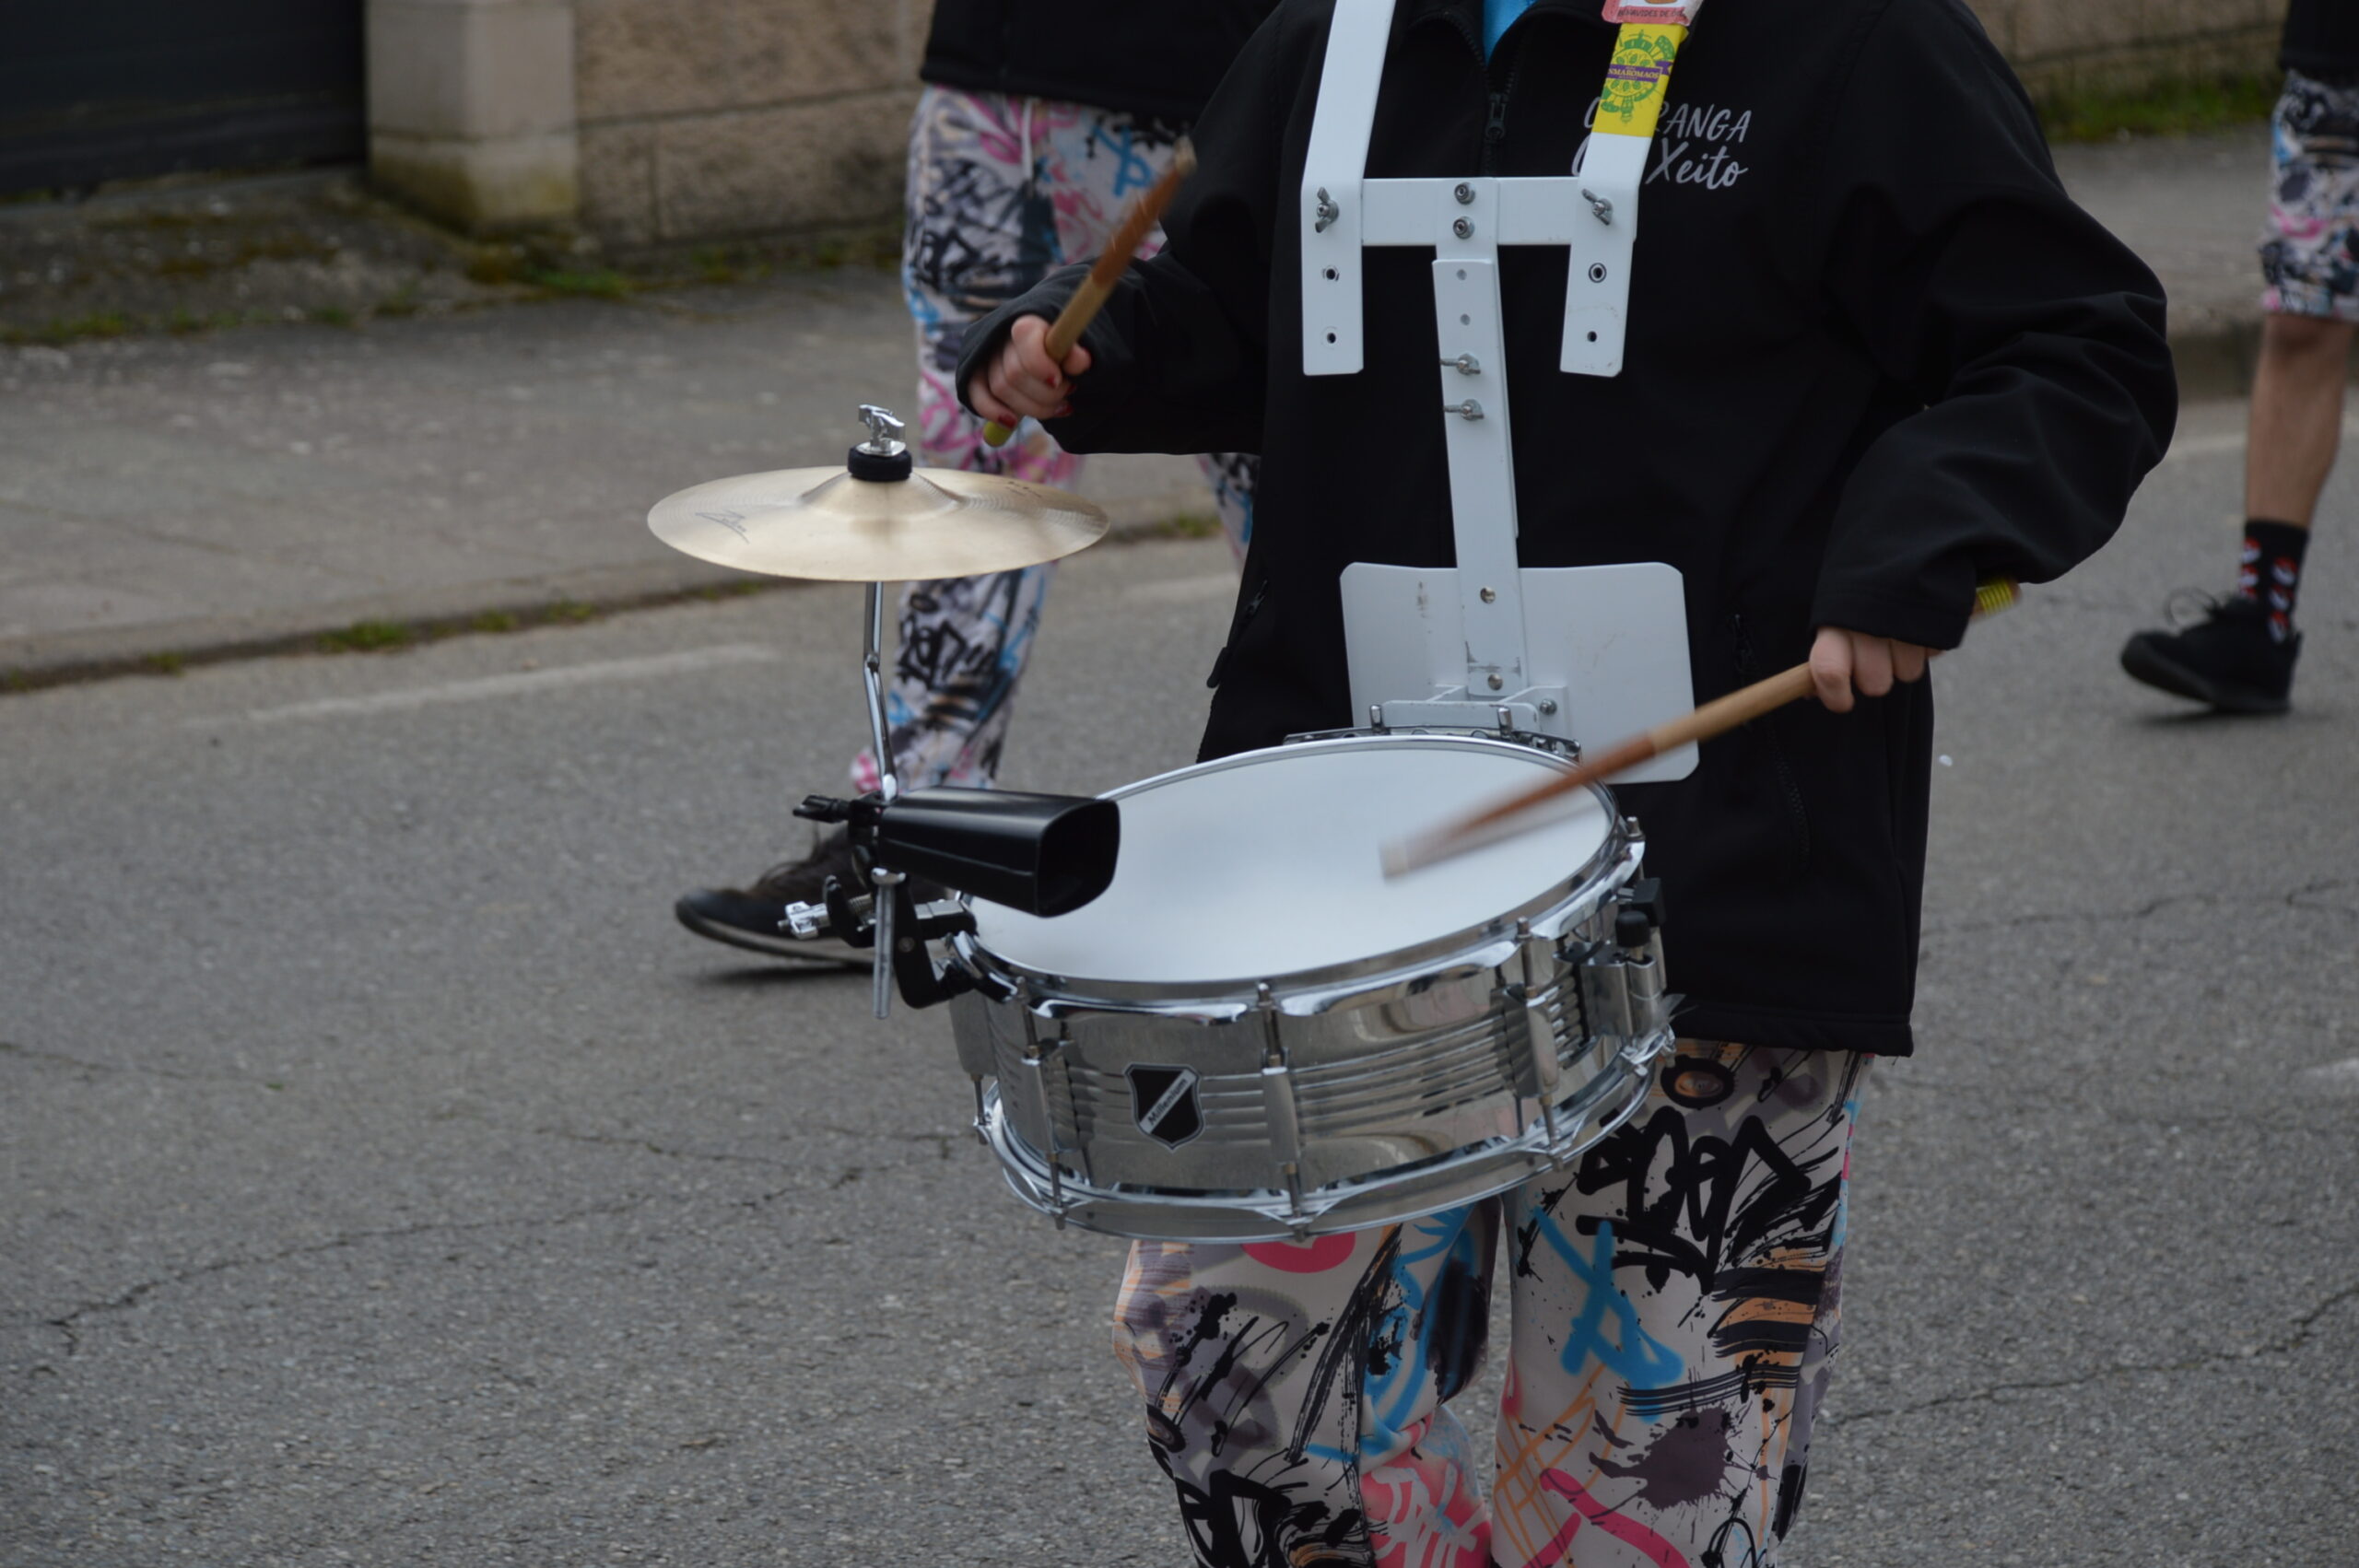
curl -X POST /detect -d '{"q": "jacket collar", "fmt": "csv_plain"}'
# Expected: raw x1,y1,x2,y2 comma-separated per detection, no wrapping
1400,0,1617,34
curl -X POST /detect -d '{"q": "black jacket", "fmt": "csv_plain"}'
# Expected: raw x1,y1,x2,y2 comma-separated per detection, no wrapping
2284,0,2359,82
959,0,2176,1055
921,1,1282,123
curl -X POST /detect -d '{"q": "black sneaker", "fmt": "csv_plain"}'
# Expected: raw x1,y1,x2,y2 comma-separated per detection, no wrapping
2119,593,2300,715
675,830,869,965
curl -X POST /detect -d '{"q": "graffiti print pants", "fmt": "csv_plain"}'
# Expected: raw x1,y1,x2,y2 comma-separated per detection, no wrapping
1114,1043,1872,1568
854,86,1257,793
2261,70,2359,322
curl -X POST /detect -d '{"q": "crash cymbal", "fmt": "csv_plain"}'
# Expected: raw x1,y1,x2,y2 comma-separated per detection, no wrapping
648,464,1109,582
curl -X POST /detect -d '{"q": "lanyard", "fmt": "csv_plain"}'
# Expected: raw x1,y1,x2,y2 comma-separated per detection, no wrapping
1595,16,1690,143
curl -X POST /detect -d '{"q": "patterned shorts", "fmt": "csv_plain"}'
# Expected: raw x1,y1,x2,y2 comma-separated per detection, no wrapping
2261,71,2359,322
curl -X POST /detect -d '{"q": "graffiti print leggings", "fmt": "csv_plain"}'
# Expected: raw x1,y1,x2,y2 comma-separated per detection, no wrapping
1115,1044,1872,1568
853,87,1257,793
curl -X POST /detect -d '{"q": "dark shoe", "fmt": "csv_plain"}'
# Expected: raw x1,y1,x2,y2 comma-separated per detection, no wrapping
2119,593,2300,715
675,830,868,965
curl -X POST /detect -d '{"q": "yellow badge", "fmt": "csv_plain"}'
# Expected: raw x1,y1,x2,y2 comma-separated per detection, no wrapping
1595,23,1685,140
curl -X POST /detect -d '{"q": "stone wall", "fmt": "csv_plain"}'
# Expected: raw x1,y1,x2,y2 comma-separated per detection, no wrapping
570,0,933,245
369,0,581,233
369,0,2285,242
1967,0,2283,102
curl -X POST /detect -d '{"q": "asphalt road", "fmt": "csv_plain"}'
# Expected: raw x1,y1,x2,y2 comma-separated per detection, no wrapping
3,397,2354,1566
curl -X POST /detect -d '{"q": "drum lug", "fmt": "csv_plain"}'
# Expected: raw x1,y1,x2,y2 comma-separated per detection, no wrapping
1256,984,1310,1224
1514,922,1563,1094
1578,952,1630,1039
1020,1012,1083,1229
1503,920,1567,1157
947,990,1000,1147
948,987,1000,1078
1620,936,1669,1036
1578,883,1672,1040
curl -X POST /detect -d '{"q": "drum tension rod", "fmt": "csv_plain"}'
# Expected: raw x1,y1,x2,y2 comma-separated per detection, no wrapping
1256,984,1310,1231
1021,1012,1074,1228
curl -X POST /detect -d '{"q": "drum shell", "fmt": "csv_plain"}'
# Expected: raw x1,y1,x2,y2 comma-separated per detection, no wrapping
945,744,1665,1241
954,910,1628,1188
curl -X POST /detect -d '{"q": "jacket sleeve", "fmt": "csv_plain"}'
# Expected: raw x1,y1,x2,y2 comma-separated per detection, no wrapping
954,4,1308,456
1801,0,2177,649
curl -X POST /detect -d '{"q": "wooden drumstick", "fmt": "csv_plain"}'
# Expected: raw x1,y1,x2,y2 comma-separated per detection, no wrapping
980,141,1197,448
1381,579,2023,879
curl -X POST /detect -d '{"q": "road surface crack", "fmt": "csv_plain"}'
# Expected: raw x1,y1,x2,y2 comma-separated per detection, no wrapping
1922,890,2216,938
0,1039,248,1084
6,1197,656,1351
501,1118,796,1172
1831,1276,2359,1426
1925,881,2359,940
2289,878,2357,919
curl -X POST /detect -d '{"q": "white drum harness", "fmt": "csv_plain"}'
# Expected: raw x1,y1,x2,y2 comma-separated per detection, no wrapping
1314,0,1703,780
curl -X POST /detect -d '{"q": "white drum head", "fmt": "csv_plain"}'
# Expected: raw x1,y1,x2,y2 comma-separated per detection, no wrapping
970,738,1611,986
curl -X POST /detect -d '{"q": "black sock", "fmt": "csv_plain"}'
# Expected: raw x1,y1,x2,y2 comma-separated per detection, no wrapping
2237,519,2310,642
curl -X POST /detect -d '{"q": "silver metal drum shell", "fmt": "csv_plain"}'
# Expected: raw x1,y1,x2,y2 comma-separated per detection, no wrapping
970,1023,1656,1242
951,892,1640,1221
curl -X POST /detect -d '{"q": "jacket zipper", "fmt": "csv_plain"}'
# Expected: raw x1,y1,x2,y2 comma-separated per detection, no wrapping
1485,87,1512,170
1438,6,1519,174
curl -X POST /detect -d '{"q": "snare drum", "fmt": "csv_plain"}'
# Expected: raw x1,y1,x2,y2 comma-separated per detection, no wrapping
944,731,1675,1241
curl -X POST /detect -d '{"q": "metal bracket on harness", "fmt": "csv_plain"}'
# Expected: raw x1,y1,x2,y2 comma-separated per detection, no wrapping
1341,560,1698,780
1301,2,1648,378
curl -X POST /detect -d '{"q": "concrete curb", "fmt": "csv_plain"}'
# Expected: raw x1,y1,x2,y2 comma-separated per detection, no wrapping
0,556,759,695
0,490,1216,696
2171,317,2260,403
0,314,2265,699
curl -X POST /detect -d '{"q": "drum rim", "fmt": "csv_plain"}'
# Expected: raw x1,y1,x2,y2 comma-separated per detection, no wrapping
957,731,1631,1013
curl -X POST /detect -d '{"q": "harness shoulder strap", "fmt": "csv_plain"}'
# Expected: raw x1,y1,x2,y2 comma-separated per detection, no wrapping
1299,0,1703,379
1298,0,1399,377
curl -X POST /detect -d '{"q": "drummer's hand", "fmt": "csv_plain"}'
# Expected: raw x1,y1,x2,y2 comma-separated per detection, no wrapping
968,314,1093,429
1810,626,1931,713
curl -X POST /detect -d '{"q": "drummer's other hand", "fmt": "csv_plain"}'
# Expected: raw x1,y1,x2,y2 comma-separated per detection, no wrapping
968,314,1093,428
1810,626,1931,713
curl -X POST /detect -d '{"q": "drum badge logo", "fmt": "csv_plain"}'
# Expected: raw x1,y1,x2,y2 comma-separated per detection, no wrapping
1125,1065,1203,1149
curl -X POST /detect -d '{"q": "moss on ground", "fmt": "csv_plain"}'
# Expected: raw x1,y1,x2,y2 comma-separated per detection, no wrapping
2039,72,2282,144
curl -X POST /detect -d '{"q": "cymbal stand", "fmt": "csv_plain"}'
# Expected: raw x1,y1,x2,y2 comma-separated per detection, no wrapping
641,402,1112,1016
861,579,902,1020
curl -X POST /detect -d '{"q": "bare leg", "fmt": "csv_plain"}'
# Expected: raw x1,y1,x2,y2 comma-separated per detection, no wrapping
2118,77,2341,713
2245,311,2356,525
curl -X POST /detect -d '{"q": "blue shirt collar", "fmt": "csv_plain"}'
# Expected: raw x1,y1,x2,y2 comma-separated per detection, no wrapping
1484,0,1540,56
